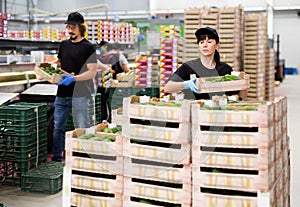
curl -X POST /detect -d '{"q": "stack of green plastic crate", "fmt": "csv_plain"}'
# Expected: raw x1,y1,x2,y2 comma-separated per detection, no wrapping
21,162,64,194
0,102,47,186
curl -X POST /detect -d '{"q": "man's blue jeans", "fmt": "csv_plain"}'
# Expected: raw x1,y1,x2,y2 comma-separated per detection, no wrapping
52,96,90,161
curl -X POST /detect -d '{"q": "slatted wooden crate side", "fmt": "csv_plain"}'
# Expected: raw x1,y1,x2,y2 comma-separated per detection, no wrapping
191,102,274,127
71,174,123,194
192,163,276,193
111,109,123,126
71,192,122,207
123,176,192,205
122,119,191,144
122,97,191,123
123,137,191,165
65,151,123,176
123,157,191,184
65,131,123,157
191,123,274,148
192,144,276,171
192,182,276,207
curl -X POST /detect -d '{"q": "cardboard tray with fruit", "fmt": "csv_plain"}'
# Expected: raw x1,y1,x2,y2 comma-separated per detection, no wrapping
34,63,68,84
194,71,250,93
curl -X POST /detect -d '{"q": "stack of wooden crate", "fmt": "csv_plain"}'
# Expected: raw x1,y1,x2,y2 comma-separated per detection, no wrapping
63,128,124,207
244,13,268,101
274,96,290,207
122,97,192,206
265,48,275,100
190,101,279,207
183,8,202,62
219,6,244,71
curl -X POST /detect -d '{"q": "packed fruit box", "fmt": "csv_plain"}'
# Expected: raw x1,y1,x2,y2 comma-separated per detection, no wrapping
34,62,66,84
194,71,250,93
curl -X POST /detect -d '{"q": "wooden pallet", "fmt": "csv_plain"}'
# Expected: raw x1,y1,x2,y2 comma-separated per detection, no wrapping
71,192,122,207
123,157,191,184
123,177,191,205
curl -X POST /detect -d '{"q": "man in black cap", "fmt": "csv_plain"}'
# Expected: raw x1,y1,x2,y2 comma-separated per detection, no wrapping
164,26,248,100
51,12,97,162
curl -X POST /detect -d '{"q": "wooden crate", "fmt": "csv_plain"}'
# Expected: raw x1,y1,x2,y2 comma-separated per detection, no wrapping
122,97,191,123
195,75,250,93
192,182,276,207
71,192,122,207
111,109,123,126
191,102,274,127
192,163,276,193
122,119,190,144
123,177,191,205
192,144,275,170
71,174,123,194
123,137,190,165
123,157,191,184
65,152,123,176
192,123,275,149
65,130,123,157
34,63,64,84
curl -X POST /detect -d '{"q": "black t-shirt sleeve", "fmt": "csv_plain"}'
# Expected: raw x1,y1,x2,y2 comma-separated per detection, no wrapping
168,63,191,82
86,44,97,64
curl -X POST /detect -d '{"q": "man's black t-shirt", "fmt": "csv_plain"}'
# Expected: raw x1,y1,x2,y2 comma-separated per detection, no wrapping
57,38,97,97
168,58,239,99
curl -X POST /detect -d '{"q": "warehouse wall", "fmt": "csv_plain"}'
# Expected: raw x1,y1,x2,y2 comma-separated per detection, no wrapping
274,11,300,69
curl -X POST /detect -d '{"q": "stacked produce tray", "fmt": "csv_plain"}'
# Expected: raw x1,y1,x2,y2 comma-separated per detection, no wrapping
265,48,275,101
21,161,64,194
219,6,244,70
0,102,47,186
244,13,268,101
122,97,192,206
191,98,289,207
63,127,124,207
87,21,98,42
135,55,160,88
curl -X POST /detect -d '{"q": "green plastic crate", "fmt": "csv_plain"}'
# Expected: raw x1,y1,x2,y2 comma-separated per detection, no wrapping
21,162,64,194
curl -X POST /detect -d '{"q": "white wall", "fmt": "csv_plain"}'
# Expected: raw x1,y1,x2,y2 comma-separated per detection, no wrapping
274,11,300,68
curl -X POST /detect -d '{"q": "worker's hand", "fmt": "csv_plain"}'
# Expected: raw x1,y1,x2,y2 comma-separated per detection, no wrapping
57,74,75,86
183,78,201,94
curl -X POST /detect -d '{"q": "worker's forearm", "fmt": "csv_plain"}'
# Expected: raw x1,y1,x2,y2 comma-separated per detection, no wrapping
122,64,130,73
239,89,248,100
74,64,97,81
164,81,185,93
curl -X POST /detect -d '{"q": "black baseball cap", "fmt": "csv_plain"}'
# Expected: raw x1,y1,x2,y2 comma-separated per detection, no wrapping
65,12,84,25
98,40,108,47
195,27,219,43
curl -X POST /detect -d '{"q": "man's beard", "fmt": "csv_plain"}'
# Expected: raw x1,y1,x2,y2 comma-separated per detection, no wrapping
70,35,78,40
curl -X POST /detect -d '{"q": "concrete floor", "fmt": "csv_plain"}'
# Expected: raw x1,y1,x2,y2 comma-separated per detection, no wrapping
0,74,299,207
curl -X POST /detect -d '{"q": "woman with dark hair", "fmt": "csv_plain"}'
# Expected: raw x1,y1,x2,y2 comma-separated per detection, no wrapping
164,26,247,100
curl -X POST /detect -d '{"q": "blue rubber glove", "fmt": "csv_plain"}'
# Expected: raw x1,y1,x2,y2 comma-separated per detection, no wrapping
57,74,75,86
183,78,201,94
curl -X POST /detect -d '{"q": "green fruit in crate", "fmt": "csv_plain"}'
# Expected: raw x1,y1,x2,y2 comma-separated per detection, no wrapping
103,128,113,133
101,135,115,142
77,134,96,139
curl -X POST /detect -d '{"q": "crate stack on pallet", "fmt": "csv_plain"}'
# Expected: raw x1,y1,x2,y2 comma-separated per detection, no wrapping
0,13,9,38
122,96,192,207
118,23,133,43
201,7,219,29
159,25,181,98
190,100,283,207
219,6,244,71
244,13,268,101
265,48,275,100
274,96,290,207
98,20,118,42
135,55,160,88
0,102,47,186
63,127,124,207
183,8,202,62
87,21,99,42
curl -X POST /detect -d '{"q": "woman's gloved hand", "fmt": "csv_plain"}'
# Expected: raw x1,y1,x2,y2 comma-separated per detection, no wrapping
57,74,75,86
183,78,201,94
